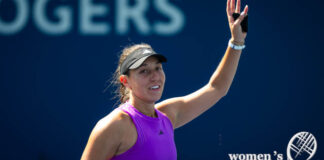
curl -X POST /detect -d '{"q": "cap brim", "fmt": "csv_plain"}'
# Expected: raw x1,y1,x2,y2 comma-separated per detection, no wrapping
129,54,167,69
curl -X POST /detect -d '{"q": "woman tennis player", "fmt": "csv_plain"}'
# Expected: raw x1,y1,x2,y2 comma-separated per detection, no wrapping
81,0,248,159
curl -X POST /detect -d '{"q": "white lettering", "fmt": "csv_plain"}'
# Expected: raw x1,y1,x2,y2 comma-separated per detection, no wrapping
116,0,150,35
34,0,72,35
153,0,185,35
228,154,272,160
0,0,186,36
257,154,263,160
239,154,245,160
80,0,109,35
0,0,28,35
263,154,271,160
246,154,257,160
229,154,240,160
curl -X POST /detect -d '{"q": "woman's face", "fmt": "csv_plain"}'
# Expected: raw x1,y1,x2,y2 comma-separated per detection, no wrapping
126,56,166,104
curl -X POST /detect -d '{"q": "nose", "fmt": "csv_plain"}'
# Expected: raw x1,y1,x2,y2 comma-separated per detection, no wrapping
150,70,160,82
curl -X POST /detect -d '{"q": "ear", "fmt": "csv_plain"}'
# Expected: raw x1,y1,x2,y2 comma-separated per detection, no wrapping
119,75,129,87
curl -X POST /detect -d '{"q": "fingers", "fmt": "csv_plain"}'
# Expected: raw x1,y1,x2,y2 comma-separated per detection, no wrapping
227,0,234,24
231,0,235,13
226,0,231,14
228,0,248,25
243,5,248,15
229,0,246,14
235,0,241,13
234,5,248,24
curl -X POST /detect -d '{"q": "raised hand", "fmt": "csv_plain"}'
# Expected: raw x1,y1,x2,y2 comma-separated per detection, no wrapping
226,0,248,43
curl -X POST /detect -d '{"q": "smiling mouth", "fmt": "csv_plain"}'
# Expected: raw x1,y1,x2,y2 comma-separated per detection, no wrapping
150,85,160,90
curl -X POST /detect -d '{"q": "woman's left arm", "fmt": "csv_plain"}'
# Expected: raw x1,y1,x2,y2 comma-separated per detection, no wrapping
157,0,248,129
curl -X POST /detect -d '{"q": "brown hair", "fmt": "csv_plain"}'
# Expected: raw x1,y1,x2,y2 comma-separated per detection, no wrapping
109,43,153,104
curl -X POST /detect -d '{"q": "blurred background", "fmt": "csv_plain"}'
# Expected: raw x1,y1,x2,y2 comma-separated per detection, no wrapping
0,0,323,159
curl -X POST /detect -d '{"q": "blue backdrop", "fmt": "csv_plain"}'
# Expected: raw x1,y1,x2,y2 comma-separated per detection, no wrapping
0,0,323,159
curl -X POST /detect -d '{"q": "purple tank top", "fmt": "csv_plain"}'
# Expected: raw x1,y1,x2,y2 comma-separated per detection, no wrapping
111,102,177,160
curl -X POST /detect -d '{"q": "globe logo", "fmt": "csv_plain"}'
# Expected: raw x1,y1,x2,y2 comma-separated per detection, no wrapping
287,132,317,160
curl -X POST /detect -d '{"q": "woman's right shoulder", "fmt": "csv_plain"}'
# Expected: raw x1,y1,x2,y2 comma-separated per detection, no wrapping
81,109,133,159
94,108,133,135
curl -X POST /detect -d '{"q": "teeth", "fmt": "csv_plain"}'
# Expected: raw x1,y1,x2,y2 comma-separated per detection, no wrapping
151,86,159,89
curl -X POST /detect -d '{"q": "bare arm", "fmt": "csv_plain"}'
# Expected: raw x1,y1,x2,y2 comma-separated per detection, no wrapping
81,110,127,160
157,0,249,129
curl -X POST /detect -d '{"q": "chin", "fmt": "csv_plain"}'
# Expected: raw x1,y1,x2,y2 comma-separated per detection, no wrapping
145,95,162,104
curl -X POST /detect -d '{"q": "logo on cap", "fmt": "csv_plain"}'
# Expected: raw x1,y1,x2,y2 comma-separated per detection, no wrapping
142,49,152,55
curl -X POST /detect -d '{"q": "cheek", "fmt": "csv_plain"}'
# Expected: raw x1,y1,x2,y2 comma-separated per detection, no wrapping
130,77,147,90
161,71,166,82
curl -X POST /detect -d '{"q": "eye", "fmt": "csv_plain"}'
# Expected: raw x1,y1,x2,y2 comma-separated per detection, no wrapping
140,69,148,74
156,65,163,71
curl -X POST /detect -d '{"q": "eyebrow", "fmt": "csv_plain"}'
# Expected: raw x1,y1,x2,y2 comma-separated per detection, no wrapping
140,61,161,68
